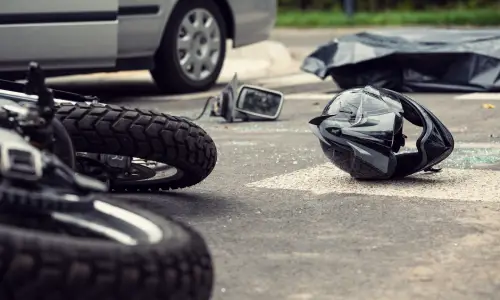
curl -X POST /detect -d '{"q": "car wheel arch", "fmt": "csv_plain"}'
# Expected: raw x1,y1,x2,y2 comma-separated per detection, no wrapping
158,0,234,44
212,0,235,40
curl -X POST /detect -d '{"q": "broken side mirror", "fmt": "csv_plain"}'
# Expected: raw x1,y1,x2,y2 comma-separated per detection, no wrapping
210,74,239,122
210,74,284,122
234,85,284,121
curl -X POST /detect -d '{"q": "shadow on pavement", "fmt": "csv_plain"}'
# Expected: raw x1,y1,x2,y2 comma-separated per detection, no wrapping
49,80,161,98
111,191,239,218
48,79,228,101
357,175,441,185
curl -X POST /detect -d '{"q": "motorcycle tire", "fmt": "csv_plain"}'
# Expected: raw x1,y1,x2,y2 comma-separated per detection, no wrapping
54,103,217,192
0,197,214,300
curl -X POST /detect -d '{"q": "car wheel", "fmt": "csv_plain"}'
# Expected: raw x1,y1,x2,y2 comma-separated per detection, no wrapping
151,0,227,94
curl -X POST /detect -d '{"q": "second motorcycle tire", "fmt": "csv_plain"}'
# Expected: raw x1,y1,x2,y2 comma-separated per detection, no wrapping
0,198,214,300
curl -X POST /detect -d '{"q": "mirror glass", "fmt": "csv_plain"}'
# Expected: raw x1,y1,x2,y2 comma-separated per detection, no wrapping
236,86,284,117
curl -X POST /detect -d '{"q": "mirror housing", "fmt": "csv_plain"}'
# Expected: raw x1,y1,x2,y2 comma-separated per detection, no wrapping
210,74,239,122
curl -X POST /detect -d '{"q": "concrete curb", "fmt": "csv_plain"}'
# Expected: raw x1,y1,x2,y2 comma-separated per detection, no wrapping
47,40,298,86
219,40,298,81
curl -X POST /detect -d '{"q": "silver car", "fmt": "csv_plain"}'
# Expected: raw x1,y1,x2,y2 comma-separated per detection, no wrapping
0,0,276,93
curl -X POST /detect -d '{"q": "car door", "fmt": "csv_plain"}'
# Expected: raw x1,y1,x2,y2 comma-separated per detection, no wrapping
0,0,118,72
116,0,172,59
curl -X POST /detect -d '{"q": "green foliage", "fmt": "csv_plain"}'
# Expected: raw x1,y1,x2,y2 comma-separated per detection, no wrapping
276,9,500,27
277,0,499,11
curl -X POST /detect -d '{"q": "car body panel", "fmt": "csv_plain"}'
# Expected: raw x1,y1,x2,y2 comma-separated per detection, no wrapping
116,0,177,58
0,0,276,75
0,0,119,71
229,0,277,47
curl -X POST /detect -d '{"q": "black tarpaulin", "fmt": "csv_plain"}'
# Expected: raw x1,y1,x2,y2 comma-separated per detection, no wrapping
301,28,500,92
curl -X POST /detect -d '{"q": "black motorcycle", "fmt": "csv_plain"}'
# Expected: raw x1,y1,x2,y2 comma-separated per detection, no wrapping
0,63,218,192
0,63,214,300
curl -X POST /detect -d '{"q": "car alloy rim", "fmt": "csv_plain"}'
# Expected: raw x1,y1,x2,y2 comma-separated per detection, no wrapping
177,8,222,81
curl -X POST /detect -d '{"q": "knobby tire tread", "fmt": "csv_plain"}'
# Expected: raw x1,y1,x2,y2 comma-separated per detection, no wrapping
54,103,217,192
0,201,214,300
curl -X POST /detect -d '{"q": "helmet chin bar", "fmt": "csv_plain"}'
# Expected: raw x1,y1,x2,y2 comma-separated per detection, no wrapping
382,88,454,174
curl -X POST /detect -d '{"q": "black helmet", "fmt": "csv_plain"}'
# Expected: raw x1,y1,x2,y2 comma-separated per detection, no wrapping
308,86,454,179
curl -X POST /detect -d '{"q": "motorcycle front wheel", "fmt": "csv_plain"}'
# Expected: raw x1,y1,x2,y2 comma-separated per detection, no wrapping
55,103,218,192
0,196,214,300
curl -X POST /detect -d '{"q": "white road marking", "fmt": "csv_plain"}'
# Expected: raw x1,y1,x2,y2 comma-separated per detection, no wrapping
246,163,500,202
172,89,500,104
452,142,500,149
285,93,336,101
455,93,500,101
133,73,329,102
254,73,324,87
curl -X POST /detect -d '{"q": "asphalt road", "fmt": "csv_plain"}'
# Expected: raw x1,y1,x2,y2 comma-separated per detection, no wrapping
141,93,500,300
47,28,500,299
49,81,500,299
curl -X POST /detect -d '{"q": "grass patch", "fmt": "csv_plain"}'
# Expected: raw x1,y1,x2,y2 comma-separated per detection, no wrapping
276,9,500,27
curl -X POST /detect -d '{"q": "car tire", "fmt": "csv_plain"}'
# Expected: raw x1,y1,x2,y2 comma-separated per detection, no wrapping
151,0,227,94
